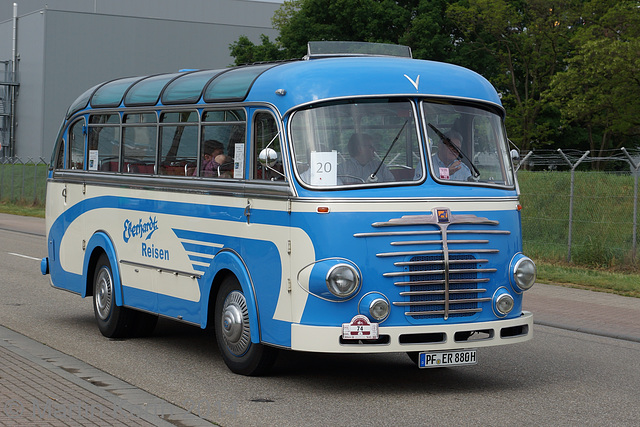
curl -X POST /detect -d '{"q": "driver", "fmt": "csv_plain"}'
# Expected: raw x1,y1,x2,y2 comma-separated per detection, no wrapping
339,133,395,183
433,130,471,181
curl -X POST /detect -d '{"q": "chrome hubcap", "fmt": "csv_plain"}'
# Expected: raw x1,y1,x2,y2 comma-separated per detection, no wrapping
221,290,250,356
95,266,113,320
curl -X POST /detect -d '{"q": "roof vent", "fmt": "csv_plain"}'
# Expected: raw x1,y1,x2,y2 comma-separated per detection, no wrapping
305,41,412,60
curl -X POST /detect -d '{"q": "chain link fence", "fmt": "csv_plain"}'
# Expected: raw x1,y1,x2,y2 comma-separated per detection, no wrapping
1,150,639,270
0,157,49,206
516,148,640,270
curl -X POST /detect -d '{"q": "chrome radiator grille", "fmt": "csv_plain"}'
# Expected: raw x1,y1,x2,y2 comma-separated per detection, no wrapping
354,209,508,320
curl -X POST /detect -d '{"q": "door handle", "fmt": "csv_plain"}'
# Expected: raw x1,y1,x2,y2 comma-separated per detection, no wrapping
244,200,251,224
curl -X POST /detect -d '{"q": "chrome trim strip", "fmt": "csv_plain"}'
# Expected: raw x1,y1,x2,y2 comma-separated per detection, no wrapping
390,239,489,246
399,288,487,296
384,267,497,277
377,248,498,257
372,214,499,228
394,278,490,286
355,230,440,238
297,196,520,205
394,258,489,266
119,259,201,279
393,297,491,307
52,171,294,199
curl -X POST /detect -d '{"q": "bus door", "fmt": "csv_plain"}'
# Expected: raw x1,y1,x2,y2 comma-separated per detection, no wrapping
60,118,88,210
243,109,293,344
47,118,88,295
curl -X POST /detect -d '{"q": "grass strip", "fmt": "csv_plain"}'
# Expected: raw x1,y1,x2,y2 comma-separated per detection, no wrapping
536,261,640,298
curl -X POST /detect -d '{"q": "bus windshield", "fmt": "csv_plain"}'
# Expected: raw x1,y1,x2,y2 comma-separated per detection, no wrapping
290,98,514,188
290,98,422,186
423,101,514,186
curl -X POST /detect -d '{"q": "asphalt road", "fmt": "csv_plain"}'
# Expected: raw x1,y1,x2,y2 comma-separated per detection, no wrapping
1,214,639,426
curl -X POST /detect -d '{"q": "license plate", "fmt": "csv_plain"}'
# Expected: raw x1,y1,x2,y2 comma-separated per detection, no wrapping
418,349,477,368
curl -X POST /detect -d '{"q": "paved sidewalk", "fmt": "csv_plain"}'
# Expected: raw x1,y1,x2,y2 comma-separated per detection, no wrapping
524,283,640,342
0,325,212,426
0,213,45,237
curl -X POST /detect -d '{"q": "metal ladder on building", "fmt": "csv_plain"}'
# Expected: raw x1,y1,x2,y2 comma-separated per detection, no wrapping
1,60,19,158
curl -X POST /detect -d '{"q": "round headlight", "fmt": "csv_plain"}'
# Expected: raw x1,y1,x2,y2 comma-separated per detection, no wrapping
369,298,390,321
326,264,360,298
495,293,514,316
513,256,537,291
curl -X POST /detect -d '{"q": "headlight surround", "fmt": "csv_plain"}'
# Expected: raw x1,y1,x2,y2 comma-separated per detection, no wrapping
358,292,390,322
326,264,360,298
493,287,514,317
510,254,537,292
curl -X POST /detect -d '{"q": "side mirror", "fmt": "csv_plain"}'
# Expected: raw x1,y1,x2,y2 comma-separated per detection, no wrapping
258,148,278,167
510,149,520,160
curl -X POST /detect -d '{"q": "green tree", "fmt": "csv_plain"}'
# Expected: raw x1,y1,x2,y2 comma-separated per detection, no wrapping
446,0,580,151
545,0,640,160
274,0,416,58
229,35,287,65
230,0,458,64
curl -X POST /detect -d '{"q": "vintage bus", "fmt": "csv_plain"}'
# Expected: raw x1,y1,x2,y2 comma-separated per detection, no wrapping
41,42,536,375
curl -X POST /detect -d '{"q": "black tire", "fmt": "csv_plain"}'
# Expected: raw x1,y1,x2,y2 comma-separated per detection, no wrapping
131,311,158,337
92,253,135,338
407,351,420,366
214,276,277,376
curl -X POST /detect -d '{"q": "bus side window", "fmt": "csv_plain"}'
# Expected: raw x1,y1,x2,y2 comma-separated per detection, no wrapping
201,109,246,179
253,111,285,181
122,112,157,174
53,130,65,170
62,119,85,170
88,114,120,172
159,111,198,176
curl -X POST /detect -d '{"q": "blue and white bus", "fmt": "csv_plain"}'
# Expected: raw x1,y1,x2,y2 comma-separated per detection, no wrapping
41,42,536,375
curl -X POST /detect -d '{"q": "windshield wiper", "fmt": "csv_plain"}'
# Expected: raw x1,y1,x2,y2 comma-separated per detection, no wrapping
369,120,408,182
428,123,480,179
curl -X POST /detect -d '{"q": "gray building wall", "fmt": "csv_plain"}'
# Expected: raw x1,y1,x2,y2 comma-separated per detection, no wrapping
0,0,281,159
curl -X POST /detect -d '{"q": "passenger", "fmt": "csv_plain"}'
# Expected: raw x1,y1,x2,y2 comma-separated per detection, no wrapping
197,140,227,177
339,133,395,183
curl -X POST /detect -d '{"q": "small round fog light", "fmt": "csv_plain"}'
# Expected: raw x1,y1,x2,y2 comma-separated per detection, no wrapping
326,264,360,298
369,298,390,321
495,293,514,316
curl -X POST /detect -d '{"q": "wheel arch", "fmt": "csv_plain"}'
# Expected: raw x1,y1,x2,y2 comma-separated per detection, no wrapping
82,231,124,307
201,249,261,344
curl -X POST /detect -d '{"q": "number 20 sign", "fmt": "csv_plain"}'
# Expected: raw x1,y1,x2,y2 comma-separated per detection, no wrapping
310,151,338,186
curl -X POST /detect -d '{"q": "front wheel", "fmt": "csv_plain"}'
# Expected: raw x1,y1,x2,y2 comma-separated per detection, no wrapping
214,276,277,376
93,253,134,338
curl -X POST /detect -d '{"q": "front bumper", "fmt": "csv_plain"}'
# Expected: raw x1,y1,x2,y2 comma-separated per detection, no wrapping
291,311,533,353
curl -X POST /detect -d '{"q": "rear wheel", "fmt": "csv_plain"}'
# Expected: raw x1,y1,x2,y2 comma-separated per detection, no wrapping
93,253,134,338
214,276,277,376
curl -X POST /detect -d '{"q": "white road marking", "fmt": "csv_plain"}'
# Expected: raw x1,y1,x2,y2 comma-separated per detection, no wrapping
9,253,41,261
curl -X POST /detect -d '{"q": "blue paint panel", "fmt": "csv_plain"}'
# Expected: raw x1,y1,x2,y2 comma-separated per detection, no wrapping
157,294,201,324
292,207,524,328
180,242,220,255
122,286,157,313
188,254,213,264
247,57,502,115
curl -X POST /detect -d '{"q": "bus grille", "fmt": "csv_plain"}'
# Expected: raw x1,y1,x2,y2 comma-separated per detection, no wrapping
354,209,508,321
